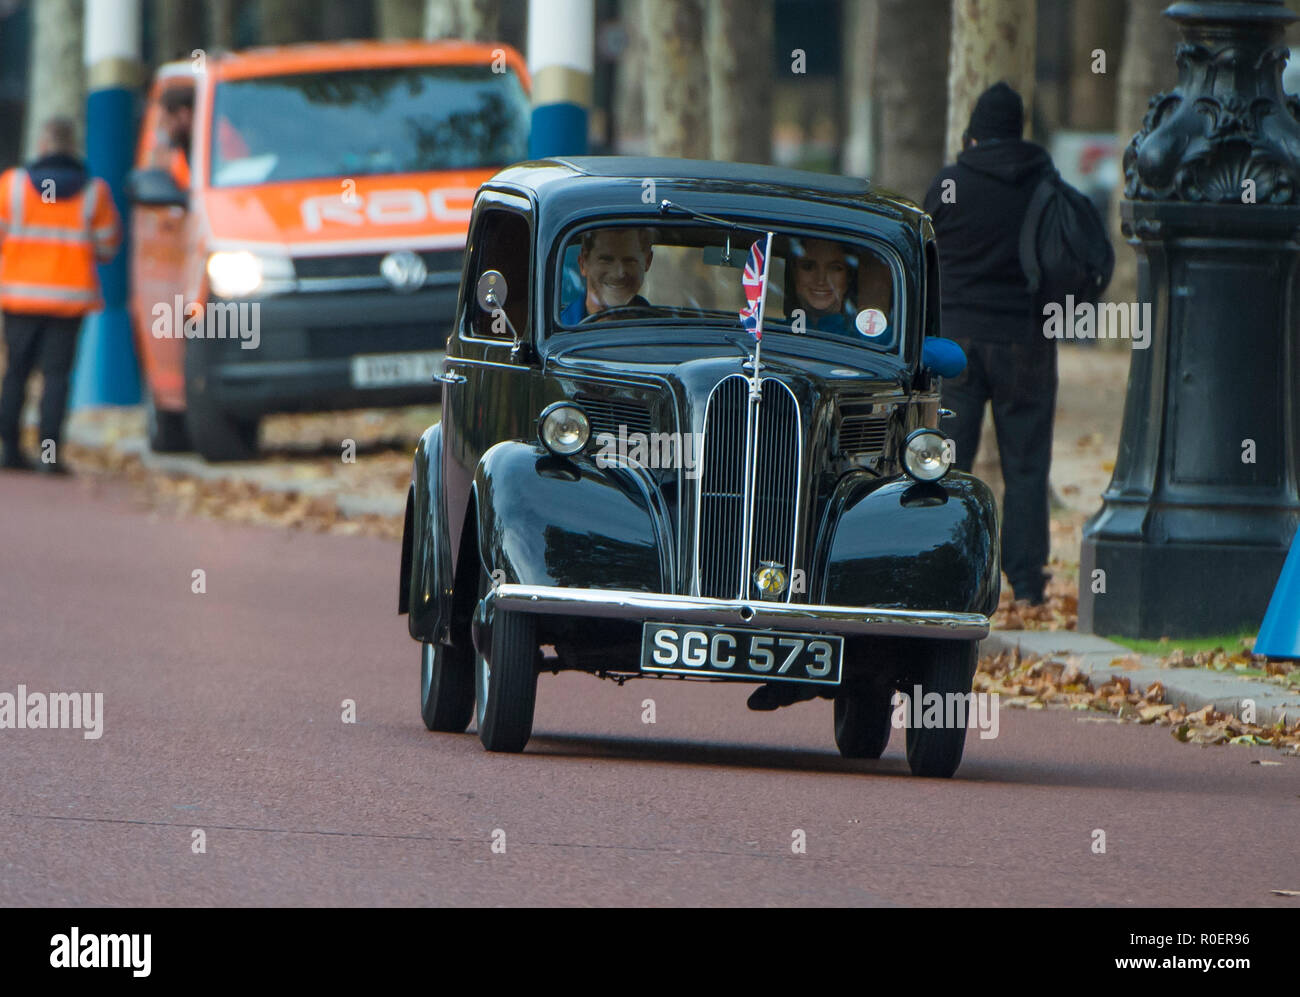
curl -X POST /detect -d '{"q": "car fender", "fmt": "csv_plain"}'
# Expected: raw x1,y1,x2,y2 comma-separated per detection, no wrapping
402,422,455,642
473,441,669,592
814,471,1000,616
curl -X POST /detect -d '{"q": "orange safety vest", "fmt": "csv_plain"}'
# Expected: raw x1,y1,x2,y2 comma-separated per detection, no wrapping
0,167,122,317
168,148,191,191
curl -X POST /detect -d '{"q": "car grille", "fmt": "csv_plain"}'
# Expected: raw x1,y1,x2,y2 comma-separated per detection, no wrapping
574,394,654,440
306,323,434,359
837,413,890,455
293,249,464,281
697,374,801,600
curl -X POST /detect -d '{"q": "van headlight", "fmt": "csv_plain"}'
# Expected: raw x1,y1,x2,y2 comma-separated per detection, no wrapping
902,428,952,482
538,402,589,456
206,250,295,298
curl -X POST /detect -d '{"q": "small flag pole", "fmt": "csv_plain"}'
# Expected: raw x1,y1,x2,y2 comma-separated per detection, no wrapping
749,230,774,398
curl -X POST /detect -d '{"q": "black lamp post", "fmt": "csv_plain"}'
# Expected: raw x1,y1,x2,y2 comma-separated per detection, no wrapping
1080,0,1300,638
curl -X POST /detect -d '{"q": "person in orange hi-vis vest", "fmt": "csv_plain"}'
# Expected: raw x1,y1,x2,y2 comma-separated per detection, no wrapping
0,116,121,474
159,86,193,191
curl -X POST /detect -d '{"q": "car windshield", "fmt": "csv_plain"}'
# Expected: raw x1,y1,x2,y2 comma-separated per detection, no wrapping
554,223,898,351
209,64,529,186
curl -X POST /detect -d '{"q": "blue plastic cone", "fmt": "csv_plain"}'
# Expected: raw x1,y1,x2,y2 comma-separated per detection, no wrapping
1255,529,1300,659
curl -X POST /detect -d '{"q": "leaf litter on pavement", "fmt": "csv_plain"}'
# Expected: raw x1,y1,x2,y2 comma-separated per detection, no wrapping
53,407,425,540
977,648,1300,755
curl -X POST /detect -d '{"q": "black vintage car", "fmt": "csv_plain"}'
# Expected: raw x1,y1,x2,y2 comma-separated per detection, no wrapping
399,157,1000,777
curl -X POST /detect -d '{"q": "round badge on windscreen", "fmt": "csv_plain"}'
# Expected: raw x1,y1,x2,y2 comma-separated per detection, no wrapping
856,308,888,337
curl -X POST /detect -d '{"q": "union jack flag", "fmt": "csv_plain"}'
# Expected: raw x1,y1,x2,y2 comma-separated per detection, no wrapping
738,238,769,340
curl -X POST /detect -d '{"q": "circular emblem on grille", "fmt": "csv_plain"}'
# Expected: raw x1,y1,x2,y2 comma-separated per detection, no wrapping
380,250,427,292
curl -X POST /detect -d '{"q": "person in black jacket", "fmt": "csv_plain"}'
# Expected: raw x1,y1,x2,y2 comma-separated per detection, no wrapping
923,82,1056,606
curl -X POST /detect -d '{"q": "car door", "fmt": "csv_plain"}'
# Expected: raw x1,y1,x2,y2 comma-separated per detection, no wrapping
130,76,194,412
442,192,539,571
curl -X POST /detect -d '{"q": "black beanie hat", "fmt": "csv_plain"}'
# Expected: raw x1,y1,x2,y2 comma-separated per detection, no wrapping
968,81,1023,141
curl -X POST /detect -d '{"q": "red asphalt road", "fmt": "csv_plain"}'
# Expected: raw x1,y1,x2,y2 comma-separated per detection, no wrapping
1,473,1298,907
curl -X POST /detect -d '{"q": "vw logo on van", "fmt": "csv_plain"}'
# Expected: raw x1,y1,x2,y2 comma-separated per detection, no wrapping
380,250,427,293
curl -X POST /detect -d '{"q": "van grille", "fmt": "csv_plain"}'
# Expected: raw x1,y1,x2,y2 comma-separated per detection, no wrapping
293,249,464,281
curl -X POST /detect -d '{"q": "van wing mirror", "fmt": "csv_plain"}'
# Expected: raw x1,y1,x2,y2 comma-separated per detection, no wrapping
127,168,187,208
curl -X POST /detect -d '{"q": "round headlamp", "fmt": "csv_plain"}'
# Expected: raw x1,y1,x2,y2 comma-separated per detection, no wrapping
902,429,953,482
538,402,590,456
207,250,263,298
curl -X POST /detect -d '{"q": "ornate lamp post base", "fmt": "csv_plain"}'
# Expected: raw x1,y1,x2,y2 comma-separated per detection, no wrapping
1078,1,1300,639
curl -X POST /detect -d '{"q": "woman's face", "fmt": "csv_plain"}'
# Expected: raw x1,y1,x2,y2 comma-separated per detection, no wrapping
793,240,849,315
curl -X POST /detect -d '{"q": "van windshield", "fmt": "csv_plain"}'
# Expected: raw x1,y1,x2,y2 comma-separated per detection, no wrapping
209,64,529,186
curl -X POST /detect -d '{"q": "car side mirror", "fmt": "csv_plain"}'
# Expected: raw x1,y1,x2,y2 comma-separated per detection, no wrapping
476,270,508,311
921,337,966,378
127,168,187,208
475,269,530,359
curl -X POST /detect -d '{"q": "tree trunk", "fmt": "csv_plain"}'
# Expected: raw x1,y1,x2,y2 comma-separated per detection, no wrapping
24,0,85,160
613,0,647,153
706,0,772,163
456,0,500,39
152,0,205,65
1106,0,1181,306
840,0,876,178
424,0,459,38
377,0,425,38
258,0,317,44
321,0,374,40
642,0,710,158
874,0,951,201
206,0,237,51
1067,0,1124,132
945,0,1036,161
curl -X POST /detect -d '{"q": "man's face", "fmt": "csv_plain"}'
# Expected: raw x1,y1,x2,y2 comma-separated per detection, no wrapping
579,229,651,311
162,104,192,148
793,239,849,315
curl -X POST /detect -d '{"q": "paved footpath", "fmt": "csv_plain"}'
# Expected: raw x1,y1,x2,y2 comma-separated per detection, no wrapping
1,474,1297,906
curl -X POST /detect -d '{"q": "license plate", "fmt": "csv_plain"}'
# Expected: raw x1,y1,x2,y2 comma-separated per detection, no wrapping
640,623,843,684
350,351,442,388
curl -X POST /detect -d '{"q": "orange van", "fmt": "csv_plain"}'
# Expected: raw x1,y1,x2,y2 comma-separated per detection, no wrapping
127,41,530,460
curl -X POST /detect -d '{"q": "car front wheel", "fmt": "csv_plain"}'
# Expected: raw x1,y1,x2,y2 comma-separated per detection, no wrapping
904,640,979,778
420,639,474,733
833,683,894,759
475,569,538,752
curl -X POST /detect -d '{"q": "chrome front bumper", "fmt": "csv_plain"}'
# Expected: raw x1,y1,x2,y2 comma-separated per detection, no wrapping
485,584,989,641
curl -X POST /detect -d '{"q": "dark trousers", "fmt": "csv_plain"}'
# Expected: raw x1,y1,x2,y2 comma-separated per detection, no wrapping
941,336,1058,602
0,311,82,453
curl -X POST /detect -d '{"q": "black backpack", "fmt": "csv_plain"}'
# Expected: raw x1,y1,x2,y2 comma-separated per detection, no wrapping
1018,168,1114,306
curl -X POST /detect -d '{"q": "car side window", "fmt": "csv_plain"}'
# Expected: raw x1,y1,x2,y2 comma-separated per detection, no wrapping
470,208,531,340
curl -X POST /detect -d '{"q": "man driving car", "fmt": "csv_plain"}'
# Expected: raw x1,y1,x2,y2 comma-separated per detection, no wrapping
561,227,654,324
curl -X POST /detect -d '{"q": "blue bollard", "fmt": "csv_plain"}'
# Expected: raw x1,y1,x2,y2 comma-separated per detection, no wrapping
1255,530,1300,659
527,0,592,159
72,0,141,408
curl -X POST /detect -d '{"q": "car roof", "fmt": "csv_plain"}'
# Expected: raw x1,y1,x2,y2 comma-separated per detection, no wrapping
193,40,526,82
486,157,925,239
494,156,873,197
552,157,872,196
